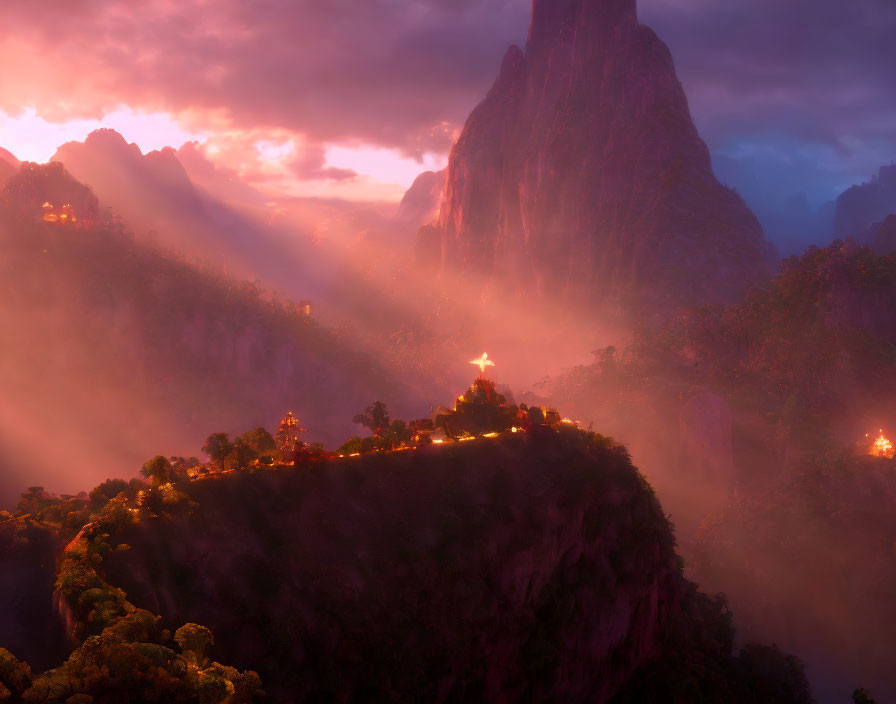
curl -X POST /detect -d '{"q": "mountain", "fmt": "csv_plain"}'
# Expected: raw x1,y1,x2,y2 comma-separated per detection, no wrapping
538,241,896,702
52,129,204,234
874,214,896,253
0,163,409,507
712,153,836,256
0,147,19,188
49,130,334,305
423,0,772,315
391,169,445,243
1,427,814,703
834,164,896,238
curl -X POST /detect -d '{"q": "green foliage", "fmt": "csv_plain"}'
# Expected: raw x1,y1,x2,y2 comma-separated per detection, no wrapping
174,624,214,668
353,401,391,436
226,439,257,471
202,433,232,468
140,455,172,486
0,648,31,696
338,437,364,454
15,486,58,516
853,688,877,704
237,428,277,455
27,480,262,703
89,479,130,511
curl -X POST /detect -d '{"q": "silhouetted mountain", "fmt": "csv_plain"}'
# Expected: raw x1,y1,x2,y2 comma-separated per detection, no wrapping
712,154,838,256
0,147,20,188
391,169,444,241
874,214,896,253
834,164,896,238
53,129,204,231
49,130,334,306
424,0,772,315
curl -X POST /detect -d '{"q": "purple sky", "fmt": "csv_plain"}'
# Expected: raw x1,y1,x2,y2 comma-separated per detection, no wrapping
0,0,894,218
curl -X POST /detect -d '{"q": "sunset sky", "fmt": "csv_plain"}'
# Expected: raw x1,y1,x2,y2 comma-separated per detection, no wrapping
1,0,894,203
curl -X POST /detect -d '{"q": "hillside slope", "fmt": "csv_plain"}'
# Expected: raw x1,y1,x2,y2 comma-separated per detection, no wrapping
0,163,405,504
91,430,813,703
538,241,896,701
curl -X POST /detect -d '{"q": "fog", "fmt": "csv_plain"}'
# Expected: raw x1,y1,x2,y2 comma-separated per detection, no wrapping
2,145,894,703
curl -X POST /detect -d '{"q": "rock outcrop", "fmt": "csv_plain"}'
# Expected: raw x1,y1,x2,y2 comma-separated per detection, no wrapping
100,430,812,703
394,169,445,234
834,165,896,238
428,0,771,314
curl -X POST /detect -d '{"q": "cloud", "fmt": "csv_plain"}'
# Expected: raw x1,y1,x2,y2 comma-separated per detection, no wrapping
1,0,894,211
640,0,896,151
0,0,529,157
289,145,357,182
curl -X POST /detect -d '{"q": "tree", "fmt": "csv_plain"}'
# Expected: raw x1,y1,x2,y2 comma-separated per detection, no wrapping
88,479,130,511
854,689,877,704
0,647,32,696
140,456,172,486
202,433,232,469
237,428,277,455
353,401,391,437
15,486,55,516
226,439,257,471
174,623,214,668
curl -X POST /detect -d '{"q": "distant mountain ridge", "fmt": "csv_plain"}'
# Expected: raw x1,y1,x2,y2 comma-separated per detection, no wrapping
834,164,896,238
422,0,773,315
0,147,18,188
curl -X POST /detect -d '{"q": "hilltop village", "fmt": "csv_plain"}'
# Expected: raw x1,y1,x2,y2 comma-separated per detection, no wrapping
179,353,586,484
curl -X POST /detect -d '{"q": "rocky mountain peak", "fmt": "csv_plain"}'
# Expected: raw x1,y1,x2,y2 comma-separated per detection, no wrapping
427,0,771,316
528,0,637,53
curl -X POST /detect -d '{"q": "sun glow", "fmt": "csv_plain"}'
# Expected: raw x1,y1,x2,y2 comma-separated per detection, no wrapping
0,106,206,163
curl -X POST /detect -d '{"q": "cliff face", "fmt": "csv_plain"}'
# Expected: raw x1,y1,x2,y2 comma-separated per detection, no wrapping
99,430,811,703
0,521,68,671
431,0,771,312
103,433,677,702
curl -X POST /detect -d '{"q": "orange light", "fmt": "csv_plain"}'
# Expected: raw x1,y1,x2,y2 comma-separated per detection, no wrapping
470,352,495,376
871,430,894,458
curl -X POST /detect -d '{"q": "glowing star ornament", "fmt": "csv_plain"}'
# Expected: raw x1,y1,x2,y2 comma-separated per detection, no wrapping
470,352,496,377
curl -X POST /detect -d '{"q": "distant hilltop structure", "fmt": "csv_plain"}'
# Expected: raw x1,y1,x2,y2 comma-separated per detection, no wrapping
0,161,99,227
41,201,78,224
